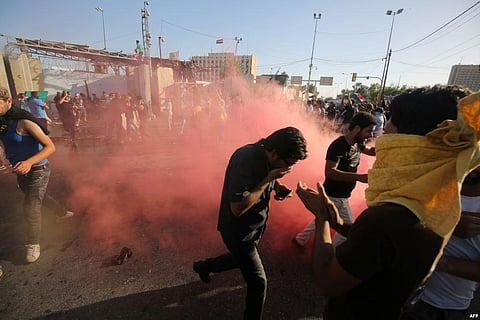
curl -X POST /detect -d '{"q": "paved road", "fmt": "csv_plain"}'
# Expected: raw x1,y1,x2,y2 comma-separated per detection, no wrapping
1,116,478,319
0,117,326,320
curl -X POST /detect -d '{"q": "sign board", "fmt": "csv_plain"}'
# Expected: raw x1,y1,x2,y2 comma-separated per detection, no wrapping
169,51,179,60
290,76,303,85
319,77,333,86
25,91,48,100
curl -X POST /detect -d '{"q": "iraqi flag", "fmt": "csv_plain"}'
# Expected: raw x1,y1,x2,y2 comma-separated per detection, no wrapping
216,38,224,44
355,92,367,102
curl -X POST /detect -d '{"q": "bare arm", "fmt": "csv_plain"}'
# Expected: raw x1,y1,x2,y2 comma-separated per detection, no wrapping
436,211,480,282
453,211,480,238
230,166,292,216
436,256,480,282
297,182,361,296
346,94,353,107
361,146,376,156
0,141,7,164
12,119,56,175
325,159,368,184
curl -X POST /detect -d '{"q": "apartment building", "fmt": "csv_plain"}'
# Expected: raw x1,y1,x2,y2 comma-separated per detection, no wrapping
447,64,480,91
191,52,257,83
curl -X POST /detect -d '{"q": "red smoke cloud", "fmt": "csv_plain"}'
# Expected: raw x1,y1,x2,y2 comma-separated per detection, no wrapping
55,77,377,255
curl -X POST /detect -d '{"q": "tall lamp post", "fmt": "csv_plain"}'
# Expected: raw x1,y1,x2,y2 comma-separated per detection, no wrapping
379,8,403,103
95,7,106,50
234,36,242,56
158,36,165,58
341,72,351,93
307,13,321,98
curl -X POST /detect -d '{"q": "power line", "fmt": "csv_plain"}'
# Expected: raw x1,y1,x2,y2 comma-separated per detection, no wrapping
414,41,480,67
161,19,220,39
315,57,381,64
418,11,480,48
395,1,480,52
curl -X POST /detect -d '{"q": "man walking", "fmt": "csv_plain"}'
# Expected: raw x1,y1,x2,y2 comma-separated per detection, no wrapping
193,127,308,320
25,91,50,129
0,87,74,263
294,111,377,247
296,86,479,319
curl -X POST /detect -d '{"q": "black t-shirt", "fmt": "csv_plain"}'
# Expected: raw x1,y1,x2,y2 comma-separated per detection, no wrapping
324,204,443,320
323,136,361,198
217,143,273,243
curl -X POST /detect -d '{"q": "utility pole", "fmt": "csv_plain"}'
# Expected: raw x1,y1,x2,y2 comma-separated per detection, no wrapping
379,8,403,102
95,7,106,50
307,13,321,97
140,0,153,119
234,36,242,56
158,36,164,59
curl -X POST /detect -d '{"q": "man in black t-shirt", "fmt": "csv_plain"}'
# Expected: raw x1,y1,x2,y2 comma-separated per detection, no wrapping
294,112,377,247
296,86,476,320
193,127,308,320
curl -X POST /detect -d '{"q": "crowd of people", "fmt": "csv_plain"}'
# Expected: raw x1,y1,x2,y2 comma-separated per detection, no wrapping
293,85,479,320
52,90,148,144
193,85,479,320
303,93,388,136
1,83,479,320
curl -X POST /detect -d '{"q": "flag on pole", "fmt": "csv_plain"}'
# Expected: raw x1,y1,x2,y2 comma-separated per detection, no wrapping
355,92,367,102
216,38,224,44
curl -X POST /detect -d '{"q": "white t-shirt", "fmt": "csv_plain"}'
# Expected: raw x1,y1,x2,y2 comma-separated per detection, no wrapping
421,195,480,310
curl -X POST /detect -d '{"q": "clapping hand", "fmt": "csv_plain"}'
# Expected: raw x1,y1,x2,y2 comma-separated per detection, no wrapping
296,181,342,227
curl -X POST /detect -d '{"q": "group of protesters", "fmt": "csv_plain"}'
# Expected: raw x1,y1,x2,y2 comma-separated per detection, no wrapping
192,85,480,320
1,84,479,320
51,90,148,144
303,93,389,136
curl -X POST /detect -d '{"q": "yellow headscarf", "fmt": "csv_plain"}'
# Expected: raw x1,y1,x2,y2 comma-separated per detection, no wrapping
365,92,480,237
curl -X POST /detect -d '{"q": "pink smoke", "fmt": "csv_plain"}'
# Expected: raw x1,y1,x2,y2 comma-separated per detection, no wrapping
54,76,377,255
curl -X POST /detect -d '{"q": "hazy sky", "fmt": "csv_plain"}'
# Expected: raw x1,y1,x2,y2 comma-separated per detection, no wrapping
0,0,478,96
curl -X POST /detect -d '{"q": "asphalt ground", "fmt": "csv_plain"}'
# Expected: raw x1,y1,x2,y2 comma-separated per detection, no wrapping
1,115,478,320
0,117,326,320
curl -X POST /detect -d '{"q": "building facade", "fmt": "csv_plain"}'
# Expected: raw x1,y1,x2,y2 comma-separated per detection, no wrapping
191,52,257,83
447,64,480,92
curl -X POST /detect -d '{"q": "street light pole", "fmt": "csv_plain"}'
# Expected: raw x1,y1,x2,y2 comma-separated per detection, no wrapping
234,36,242,56
379,8,403,102
158,36,164,58
307,13,321,97
95,7,106,50
341,72,350,93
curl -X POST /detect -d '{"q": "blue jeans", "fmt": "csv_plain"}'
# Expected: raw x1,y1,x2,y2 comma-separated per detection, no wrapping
205,234,267,320
17,166,66,244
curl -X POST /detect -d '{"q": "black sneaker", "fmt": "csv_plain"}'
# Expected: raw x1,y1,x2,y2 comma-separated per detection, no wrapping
115,247,133,265
193,260,211,283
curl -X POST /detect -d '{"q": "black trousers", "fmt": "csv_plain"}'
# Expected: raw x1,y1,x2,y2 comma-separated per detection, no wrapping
205,234,267,320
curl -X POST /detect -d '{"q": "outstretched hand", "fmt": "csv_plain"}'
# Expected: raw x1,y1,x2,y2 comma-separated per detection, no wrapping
296,181,342,226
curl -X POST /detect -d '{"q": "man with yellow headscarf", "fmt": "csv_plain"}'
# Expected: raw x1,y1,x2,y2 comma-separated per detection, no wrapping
296,85,480,320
